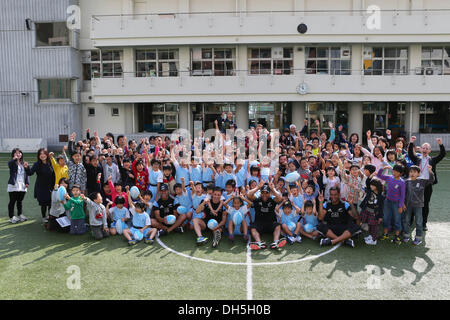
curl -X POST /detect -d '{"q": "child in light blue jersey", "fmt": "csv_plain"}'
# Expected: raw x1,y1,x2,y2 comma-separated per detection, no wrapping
298,200,319,240
106,195,129,235
279,200,302,244
247,165,260,187
123,198,157,246
201,161,215,187
189,182,207,230
148,159,163,202
189,157,202,184
223,193,252,243
173,178,193,223
286,181,304,213
222,163,237,188
235,159,248,193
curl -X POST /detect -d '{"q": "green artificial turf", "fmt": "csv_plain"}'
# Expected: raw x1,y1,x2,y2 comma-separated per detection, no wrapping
1,153,450,300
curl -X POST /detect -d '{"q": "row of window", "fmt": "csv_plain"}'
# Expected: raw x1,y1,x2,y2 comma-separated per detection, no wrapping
82,46,450,80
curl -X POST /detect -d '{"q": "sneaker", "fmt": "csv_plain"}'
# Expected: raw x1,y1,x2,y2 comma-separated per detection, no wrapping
365,238,377,245
380,234,390,241
128,240,137,246
364,235,373,242
287,235,295,245
392,235,402,245
174,226,184,234
402,237,410,243
311,235,318,241
360,223,369,232
144,237,154,244
320,238,332,246
212,230,221,248
249,241,265,251
295,235,302,243
196,236,208,246
158,229,168,237
19,215,27,222
344,239,355,248
413,238,422,246
423,224,428,231
42,217,48,223
10,216,20,224
270,241,278,249
260,242,267,249
277,238,287,248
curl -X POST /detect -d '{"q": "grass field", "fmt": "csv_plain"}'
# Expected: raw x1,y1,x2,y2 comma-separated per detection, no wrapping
1,153,450,300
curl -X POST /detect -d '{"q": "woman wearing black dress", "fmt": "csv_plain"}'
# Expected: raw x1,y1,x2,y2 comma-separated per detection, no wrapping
26,148,55,223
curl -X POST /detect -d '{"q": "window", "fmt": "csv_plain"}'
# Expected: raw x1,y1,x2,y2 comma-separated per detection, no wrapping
102,50,123,77
248,47,293,75
191,48,236,76
38,79,72,102
420,102,450,133
88,108,95,117
422,47,450,75
306,47,351,75
111,108,119,117
35,22,69,47
136,49,178,77
82,50,101,80
364,47,408,75
137,103,179,132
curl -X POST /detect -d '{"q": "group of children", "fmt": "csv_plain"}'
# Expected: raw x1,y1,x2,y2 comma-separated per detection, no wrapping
6,121,446,249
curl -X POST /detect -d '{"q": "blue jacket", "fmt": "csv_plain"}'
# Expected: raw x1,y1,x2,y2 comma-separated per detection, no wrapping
8,160,30,186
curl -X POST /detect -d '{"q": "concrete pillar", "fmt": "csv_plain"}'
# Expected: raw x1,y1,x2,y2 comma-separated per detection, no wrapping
178,46,190,76
348,101,363,139
294,0,305,16
291,101,305,130
122,0,134,15
409,44,422,72
351,44,362,75
179,103,189,131
405,102,420,138
293,46,305,76
123,48,135,78
236,102,249,130
236,44,247,77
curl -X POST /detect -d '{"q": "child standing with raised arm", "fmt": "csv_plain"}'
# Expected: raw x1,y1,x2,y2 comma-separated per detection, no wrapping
377,164,406,244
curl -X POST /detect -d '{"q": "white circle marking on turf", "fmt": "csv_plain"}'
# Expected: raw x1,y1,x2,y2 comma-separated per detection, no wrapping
156,237,341,266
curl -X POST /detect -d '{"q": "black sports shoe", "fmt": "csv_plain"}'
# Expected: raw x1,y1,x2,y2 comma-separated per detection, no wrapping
212,230,221,248
320,238,332,246
344,239,355,248
158,229,168,237
174,226,184,234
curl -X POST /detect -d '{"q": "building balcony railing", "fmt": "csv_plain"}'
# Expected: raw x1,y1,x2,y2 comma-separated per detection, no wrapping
90,68,450,103
91,9,450,47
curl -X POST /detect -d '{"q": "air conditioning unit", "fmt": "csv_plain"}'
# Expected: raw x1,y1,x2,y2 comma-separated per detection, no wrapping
363,47,373,59
425,67,434,75
415,67,424,75
272,47,283,59
111,107,120,117
340,46,351,59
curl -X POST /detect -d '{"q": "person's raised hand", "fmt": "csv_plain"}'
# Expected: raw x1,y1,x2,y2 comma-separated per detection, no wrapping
410,136,417,143
436,137,443,145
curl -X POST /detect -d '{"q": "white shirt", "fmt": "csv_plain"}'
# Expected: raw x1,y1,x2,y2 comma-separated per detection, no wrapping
418,156,430,180
7,164,27,192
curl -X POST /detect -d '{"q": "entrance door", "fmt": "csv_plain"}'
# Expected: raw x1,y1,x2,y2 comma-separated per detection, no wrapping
363,113,387,144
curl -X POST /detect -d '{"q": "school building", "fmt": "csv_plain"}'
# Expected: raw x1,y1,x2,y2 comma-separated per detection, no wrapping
1,0,450,151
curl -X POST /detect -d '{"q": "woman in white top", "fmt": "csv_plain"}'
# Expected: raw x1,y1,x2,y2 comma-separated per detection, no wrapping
7,148,29,223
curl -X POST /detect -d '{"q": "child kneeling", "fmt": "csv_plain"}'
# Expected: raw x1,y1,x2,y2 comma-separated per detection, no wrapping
123,201,157,246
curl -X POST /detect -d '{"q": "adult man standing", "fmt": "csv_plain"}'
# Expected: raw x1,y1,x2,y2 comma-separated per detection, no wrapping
408,136,446,231
248,181,286,250
317,187,361,248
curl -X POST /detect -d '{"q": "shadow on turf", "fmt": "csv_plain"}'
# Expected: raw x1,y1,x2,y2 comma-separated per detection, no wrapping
0,220,435,286
0,219,166,265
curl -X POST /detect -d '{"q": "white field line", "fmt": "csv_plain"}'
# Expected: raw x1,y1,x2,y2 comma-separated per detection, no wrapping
246,243,253,300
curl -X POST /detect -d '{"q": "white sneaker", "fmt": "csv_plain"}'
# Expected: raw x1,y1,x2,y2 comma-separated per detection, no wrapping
10,216,20,224
364,235,372,242
365,238,377,245
19,215,27,222
42,217,48,223
295,235,302,243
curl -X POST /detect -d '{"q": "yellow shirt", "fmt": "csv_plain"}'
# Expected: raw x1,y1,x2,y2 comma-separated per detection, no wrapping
51,157,69,187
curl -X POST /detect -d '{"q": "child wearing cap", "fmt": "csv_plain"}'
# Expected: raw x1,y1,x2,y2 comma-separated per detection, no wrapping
279,200,302,245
